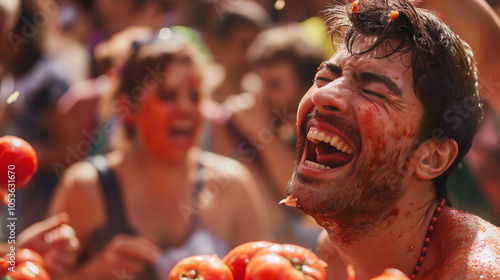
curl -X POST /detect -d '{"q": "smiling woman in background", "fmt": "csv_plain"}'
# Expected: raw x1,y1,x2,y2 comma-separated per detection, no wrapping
47,28,271,280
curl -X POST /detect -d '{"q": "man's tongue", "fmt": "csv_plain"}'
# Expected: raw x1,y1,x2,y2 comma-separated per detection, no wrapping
315,142,353,168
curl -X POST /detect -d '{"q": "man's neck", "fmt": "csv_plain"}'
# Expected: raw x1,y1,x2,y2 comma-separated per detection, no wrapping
322,188,440,279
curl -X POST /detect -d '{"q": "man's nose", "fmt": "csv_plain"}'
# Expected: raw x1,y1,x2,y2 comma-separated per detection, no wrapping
311,78,351,115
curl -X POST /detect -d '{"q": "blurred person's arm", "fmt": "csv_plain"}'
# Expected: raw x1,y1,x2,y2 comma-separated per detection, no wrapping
252,129,296,199
56,234,160,280
218,156,274,245
229,93,295,199
0,213,80,279
420,0,500,113
47,160,160,280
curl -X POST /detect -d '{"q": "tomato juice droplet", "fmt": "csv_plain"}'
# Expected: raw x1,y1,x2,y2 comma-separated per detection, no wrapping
351,2,358,13
389,208,400,217
317,62,324,72
388,10,399,22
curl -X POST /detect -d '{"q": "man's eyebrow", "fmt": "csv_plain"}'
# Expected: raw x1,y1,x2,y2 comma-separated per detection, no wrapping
358,71,402,96
319,62,403,96
321,61,342,76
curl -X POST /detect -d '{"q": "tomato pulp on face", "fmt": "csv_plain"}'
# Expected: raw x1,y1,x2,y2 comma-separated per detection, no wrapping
288,37,423,221
133,62,203,161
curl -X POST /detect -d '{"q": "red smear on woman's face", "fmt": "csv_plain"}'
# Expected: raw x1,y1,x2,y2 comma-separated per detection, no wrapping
133,62,202,161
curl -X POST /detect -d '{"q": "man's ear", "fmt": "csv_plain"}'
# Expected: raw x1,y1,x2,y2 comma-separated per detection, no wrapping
415,139,459,180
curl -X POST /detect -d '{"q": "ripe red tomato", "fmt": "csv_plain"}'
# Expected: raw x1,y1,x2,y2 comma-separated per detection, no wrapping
168,255,234,280
3,261,50,280
13,249,46,269
245,253,305,280
0,257,9,275
245,244,327,280
223,241,274,280
0,136,38,190
370,269,410,280
0,190,8,206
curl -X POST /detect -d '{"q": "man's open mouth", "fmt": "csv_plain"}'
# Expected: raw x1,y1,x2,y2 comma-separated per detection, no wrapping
304,127,355,170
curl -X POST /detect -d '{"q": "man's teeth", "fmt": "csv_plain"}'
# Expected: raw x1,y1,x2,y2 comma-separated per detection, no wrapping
305,160,331,169
307,129,354,156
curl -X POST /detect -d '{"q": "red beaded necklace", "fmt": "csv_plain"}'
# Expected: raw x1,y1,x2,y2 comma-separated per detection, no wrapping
409,198,446,279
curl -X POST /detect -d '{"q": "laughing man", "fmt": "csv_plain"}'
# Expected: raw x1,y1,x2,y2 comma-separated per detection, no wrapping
286,0,500,279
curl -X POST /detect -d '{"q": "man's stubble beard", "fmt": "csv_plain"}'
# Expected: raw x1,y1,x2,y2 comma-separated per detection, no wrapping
287,138,418,244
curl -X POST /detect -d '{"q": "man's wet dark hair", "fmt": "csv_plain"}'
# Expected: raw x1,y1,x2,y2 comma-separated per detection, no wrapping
327,0,483,198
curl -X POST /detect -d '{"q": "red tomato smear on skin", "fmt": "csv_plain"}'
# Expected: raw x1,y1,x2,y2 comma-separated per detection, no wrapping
357,103,389,192
389,10,399,22
389,208,400,217
357,102,380,144
407,245,415,252
385,208,400,227
320,215,356,247
352,2,358,13
418,239,500,280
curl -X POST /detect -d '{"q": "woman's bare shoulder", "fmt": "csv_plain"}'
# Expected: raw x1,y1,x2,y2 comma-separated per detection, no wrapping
50,159,101,202
47,155,110,246
54,151,122,195
198,151,254,184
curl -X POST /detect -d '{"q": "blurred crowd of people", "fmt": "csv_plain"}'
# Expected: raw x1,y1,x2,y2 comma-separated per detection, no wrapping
0,0,499,279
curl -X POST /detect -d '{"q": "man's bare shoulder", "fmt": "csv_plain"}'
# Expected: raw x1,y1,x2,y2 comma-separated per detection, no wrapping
436,208,500,279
